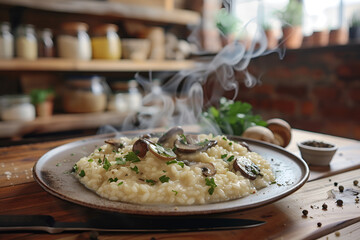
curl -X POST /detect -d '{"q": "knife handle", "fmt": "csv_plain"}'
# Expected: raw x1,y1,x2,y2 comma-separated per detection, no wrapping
0,215,55,228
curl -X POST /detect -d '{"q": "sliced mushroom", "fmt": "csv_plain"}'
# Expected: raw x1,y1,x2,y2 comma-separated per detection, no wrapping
105,139,125,150
157,126,184,147
148,142,177,160
233,156,261,180
132,139,149,158
196,162,217,177
183,161,216,177
174,138,218,153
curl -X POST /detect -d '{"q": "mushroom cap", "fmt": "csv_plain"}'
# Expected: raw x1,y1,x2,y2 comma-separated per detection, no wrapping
242,126,276,144
266,118,292,147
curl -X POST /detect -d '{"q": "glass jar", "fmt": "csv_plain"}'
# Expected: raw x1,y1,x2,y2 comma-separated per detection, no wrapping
91,24,121,60
16,24,38,60
62,76,110,113
38,28,55,58
0,95,35,121
108,80,142,113
0,22,14,59
57,22,92,60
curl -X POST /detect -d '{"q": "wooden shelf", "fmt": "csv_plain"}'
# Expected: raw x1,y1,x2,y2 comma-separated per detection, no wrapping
0,0,200,25
0,59,197,72
0,111,129,138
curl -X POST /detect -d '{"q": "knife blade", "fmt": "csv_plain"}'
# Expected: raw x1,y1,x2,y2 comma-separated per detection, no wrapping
0,215,265,233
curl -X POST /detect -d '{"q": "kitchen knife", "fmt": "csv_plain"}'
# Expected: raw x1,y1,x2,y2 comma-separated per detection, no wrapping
0,215,265,233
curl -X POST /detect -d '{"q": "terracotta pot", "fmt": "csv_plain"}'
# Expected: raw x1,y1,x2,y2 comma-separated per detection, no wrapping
329,28,348,45
312,30,329,47
282,26,303,49
36,100,54,117
265,29,278,49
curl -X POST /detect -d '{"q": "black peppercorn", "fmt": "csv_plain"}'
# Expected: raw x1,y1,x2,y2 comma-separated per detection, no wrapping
354,180,359,186
302,209,308,217
338,185,344,192
336,199,343,206
334,182,338,186
317,222,322,227
322,203,328,210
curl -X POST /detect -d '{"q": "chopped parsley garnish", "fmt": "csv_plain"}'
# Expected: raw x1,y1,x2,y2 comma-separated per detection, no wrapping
229,142,233,146
222,137,227,141
159,175,170,183
115,157,126,165
227,155,235,162
118,181,124,186
103,157,111,171
172,190,178,195
179,134,188,144
88,159,93,162
125,152,141,163
79,170,86,177
72,164,78,172
98,159,102,164
145,179,156,185
130,166,139,174
56,163,61,167
98,148,102,152
205,177,217,195
270,181,277,185
153,143,177,158
70,153,75,156
166,160,177,165
221,153,228,159
166,160,185,168
109,177,118,183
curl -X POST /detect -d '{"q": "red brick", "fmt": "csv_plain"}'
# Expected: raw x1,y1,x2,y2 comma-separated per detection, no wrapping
323,120,352,138
349,87,360,102
312,86,339,100
252,84,274,96
276,85,307,98
337,63,360,81
301,101,315,116
273,99,296,115
319,103,352,119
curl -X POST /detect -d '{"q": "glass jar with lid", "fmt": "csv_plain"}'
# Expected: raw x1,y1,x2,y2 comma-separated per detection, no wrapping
0,22,14,59
91,24,121,60
0,95,35,121
57,22,92,60
38,28,55,58
16,24,38,60
62,76,110,113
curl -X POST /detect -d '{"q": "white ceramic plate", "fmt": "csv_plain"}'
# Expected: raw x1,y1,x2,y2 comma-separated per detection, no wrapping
33,133,309,216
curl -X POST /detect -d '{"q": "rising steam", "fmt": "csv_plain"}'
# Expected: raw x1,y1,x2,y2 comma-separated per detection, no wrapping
101,1,284,135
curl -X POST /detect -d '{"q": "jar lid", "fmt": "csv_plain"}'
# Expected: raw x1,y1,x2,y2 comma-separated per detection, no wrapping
92,24,118,35
0,22,11,31
61,22,89,32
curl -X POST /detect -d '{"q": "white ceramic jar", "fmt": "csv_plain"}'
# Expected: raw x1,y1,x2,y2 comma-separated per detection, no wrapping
0,95,35,121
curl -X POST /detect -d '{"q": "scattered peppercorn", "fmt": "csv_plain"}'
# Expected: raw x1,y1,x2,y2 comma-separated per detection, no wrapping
355,197,359,204
302,209,308,217
335,231,340,237
317,222,322,227
334,182,338,187
338,185,344,192
322,203,328,210
354,180,359,186
336,199,343,206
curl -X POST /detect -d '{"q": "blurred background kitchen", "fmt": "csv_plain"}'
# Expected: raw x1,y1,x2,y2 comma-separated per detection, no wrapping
0,0,359,146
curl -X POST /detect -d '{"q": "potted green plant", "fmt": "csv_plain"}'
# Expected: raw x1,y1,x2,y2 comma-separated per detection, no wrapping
263,23,278,49
276,0,303,49
216,8,241,46
30,88,55,117
349,13,360,42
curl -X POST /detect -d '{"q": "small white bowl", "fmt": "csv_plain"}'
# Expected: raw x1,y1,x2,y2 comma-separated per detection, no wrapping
297,140,338,166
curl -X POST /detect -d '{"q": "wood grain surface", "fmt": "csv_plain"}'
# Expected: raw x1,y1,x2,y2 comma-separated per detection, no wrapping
0,129,359,240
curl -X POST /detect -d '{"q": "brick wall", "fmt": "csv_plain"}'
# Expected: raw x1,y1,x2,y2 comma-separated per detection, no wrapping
236,44,360,140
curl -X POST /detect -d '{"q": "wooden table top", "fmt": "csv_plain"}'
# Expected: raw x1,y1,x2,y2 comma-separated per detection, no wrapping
0,129,359,240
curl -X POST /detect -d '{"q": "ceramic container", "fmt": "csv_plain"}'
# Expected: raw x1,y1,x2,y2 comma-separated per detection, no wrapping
297,140,337,166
